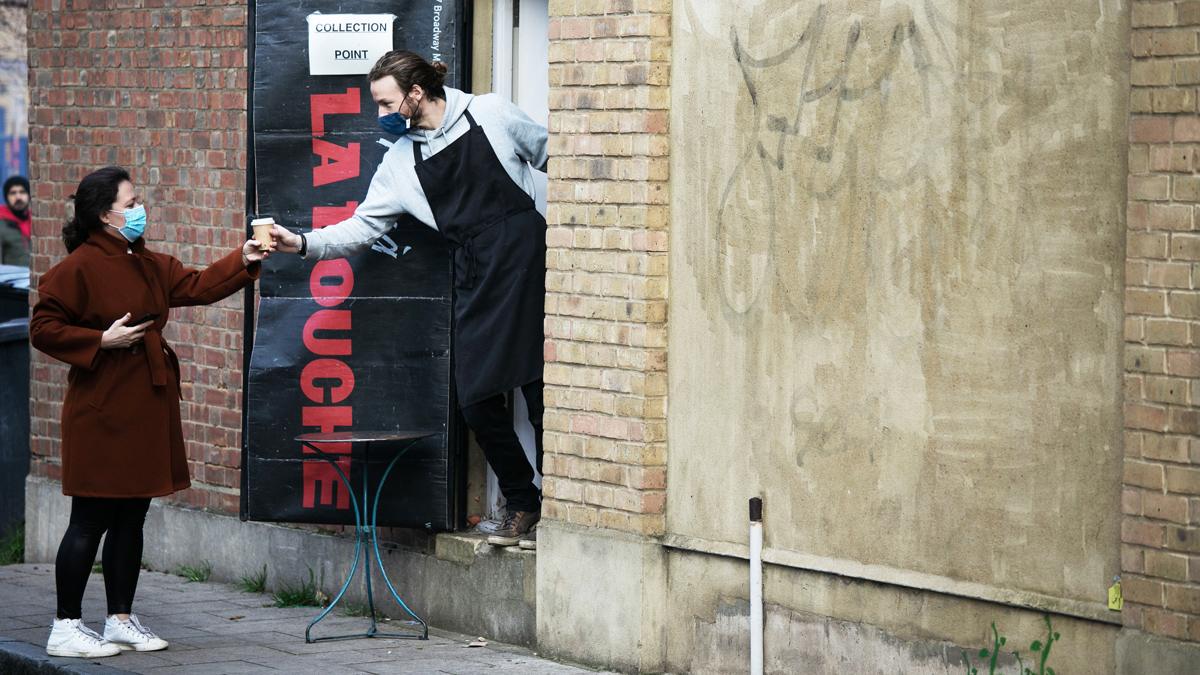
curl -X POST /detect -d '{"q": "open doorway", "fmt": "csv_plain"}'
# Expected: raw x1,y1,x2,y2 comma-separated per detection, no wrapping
492,0,549,214
467,0,549,525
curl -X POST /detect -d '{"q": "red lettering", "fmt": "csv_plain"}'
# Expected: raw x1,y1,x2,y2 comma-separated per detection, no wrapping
300,90,364,514
310,89,360,137
313,202,359,229
302,459,351,510
311,260,354,308
300,358,355,404
302,406,353,433
309,203,358,307
300,409,352,512
303,309,352,356
313,138,360,187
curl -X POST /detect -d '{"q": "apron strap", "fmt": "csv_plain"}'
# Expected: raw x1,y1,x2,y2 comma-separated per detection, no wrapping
411,108,478,166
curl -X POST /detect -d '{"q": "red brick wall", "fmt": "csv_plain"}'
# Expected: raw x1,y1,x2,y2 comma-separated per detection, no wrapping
1123,0,1200,642
27,0,249,514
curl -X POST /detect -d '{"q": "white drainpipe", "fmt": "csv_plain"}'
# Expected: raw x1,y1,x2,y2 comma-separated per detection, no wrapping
750,497,764,675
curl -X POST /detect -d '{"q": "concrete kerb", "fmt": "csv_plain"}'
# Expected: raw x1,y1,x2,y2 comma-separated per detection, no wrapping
0,636,132,675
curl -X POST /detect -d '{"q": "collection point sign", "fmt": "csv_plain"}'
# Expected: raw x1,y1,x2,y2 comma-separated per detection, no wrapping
307,13,397,76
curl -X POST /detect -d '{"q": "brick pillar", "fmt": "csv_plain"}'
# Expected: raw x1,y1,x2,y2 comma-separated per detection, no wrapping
1122,1,1200,643
537,1,671,670
26,1,250,515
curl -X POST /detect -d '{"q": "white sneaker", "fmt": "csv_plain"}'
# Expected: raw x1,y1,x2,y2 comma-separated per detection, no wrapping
103,614,169,652
46,618,122,658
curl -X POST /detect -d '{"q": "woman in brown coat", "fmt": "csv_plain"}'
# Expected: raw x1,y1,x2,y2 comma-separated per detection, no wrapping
30,166,271,658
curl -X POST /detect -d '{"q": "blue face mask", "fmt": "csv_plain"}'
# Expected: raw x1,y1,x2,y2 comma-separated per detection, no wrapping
108,204,147,242
378,112,409,136
378,92,418,136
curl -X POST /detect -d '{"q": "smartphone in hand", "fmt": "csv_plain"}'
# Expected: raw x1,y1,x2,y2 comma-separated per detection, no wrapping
127,313,158,355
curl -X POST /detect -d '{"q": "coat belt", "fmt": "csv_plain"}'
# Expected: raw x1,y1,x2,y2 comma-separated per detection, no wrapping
142,328,170,388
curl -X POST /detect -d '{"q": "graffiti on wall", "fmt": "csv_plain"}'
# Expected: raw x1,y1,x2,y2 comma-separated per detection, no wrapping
681,0,1023,320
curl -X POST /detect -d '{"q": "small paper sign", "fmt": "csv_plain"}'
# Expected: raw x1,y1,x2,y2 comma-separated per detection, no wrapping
307,13,396,76
1108,579,1123,611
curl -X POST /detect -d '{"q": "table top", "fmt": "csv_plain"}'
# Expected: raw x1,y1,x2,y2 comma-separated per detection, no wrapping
294,431,435,444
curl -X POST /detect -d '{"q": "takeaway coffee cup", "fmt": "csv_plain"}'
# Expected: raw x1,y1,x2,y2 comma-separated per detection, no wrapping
250,217,276,250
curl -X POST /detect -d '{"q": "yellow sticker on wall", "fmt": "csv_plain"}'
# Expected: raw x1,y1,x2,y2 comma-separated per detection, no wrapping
1108,579,1123,611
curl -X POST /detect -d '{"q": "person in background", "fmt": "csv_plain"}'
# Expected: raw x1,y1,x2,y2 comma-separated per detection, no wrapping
271,51,548,548
30,165,271,658
0,175,32,265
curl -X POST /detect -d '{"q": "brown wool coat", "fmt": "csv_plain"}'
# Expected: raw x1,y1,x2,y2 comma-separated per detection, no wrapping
30,232,259,498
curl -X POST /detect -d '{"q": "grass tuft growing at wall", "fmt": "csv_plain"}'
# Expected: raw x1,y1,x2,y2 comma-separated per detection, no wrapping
0,523,23,565
177,560,213,583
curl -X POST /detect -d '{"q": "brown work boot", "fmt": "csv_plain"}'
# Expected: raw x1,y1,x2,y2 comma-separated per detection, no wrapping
518,525,537,550
487,509,540,546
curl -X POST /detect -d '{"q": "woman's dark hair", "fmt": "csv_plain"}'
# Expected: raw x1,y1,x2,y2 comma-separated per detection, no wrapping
63,165,129,252
368,50,448,99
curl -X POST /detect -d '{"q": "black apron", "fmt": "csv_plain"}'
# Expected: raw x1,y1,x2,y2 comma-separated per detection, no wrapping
412,109,546,407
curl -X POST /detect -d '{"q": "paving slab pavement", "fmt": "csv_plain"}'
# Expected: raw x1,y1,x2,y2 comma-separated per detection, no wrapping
0,564,609,674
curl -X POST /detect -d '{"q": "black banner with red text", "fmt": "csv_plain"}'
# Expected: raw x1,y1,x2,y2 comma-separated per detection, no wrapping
242,0,465,528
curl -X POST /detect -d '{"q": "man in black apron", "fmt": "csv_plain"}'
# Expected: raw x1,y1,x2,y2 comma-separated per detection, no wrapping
273,52,547,546
413,110,547,546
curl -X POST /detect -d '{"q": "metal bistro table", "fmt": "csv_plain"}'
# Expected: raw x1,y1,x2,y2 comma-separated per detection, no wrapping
294,430,435,643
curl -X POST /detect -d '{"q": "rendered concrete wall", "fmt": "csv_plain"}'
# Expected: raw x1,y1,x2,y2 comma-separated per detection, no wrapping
668,0,1127,607
664,550,1120,674
537,521,668,672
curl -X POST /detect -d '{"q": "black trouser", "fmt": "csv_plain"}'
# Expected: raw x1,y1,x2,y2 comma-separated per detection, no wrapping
461,379,544,513
55,497,151,620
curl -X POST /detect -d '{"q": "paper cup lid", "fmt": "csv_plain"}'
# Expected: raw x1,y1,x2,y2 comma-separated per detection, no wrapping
250,217,275,226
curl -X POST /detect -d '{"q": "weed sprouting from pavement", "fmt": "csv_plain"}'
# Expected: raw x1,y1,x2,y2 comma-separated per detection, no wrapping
177,560,213,583
238,565,268,593
272,567,327,608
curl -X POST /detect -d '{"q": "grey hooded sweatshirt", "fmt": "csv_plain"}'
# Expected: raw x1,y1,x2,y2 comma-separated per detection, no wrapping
303,86,548,260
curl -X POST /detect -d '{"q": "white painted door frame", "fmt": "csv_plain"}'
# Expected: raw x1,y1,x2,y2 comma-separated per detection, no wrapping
484,0,548,519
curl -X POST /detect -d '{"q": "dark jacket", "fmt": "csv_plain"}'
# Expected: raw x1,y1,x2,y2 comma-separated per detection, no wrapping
0,203,31,240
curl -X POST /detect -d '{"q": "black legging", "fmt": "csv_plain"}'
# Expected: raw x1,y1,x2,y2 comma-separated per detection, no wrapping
461,380,544,513
55,497,151,620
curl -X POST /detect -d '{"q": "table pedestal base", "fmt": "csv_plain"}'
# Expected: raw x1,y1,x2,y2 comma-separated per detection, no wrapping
301,438,430,644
